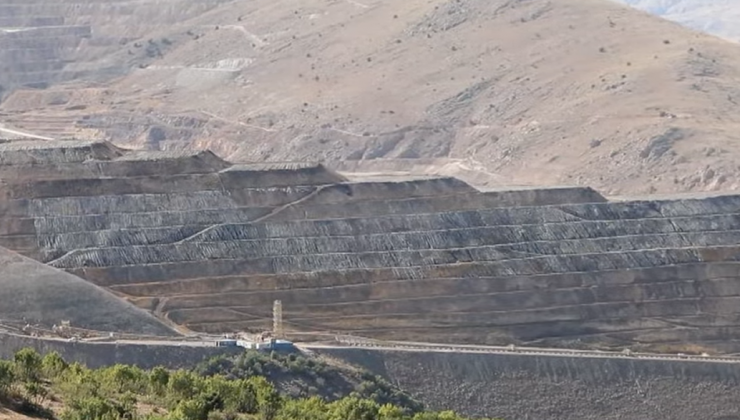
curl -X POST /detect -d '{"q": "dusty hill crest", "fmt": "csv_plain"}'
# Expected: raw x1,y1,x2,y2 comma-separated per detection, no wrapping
2,0,740,194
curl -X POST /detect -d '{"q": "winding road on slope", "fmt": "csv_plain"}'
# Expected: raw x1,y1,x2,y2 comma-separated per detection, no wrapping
0,124,54,140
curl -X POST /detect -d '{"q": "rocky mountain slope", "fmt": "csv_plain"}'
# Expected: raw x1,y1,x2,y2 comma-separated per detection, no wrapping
2,0,740,195
616,0,740,41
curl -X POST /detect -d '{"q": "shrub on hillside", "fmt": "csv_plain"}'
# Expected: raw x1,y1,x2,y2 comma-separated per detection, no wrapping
0,348,502,420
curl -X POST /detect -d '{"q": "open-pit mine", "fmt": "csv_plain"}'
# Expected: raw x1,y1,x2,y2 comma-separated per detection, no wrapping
2,139,740,419
1,138,740,352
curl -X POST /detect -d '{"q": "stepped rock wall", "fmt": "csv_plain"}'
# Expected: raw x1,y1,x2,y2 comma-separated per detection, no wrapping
1,140,740,352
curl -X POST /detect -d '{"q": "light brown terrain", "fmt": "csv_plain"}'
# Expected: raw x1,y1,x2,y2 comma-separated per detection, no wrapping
0,410,31,420
4,4,740,419
2,0,740,195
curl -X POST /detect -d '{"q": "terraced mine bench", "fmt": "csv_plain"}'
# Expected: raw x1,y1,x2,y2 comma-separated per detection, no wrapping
2,139,740,353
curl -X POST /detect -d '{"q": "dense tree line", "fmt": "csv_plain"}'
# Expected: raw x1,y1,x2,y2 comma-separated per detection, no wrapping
0,348,502,420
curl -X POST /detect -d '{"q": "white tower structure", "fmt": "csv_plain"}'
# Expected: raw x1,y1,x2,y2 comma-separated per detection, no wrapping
273,300,284,339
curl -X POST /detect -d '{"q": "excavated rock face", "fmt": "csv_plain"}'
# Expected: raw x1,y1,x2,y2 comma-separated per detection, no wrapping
1,140,740,352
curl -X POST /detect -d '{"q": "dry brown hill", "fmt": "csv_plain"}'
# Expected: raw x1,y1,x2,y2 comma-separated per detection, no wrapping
2,0,740,195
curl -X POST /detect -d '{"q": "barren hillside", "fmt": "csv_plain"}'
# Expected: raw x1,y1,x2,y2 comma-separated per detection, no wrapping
3,0,740,194
616,0,740,41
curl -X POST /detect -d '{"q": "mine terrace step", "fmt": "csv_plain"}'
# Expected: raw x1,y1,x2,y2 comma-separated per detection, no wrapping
63,245,740,285
177,300,740,342
24,194,732,240
33,219,740,264
14,188,307,215
0,184,610,219
30,212,740,255
0,152,231,181
47,230,740,269
0,175,476,202
183,212,740,243
158,274,740,311
30,207,272,233
0,175,472,201
167,296,716,327
108,261,740,298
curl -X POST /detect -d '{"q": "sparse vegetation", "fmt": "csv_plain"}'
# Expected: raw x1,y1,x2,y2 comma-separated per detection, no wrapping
145,39,164,58
2,0,740,196
0,348,499,420
195,351,422,412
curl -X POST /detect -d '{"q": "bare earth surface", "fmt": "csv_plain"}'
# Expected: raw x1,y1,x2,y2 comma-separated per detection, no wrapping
4,3,740,418
616,0,740,42
0,409,30,420
2,0,740,195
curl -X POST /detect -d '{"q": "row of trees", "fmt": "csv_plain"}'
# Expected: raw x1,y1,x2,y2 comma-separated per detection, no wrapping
195,351,423,412
0,348,502,420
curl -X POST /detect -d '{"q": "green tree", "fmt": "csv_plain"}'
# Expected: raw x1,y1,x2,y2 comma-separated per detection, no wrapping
261,390,282,420
279,396,328,420
205,376,258,414
42,351,69,379
170,398,209,420
167,370,199,402
379,404,407,420
60,396,121,420
328,397,380,420
102,364,146,394
0,352,491,420
118,391,139,418
438,411,465,420
0,360,15,394
230,379,259,414
412,412,467,420
55,362,101,401
14,348,42,383
149,366,170,397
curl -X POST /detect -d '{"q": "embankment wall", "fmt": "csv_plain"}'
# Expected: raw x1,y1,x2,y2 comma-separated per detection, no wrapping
0,332,237,370
316,348,740,420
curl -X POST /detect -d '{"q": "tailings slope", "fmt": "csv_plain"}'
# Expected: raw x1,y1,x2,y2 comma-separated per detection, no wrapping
0,245,175,336
2,140,740,353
